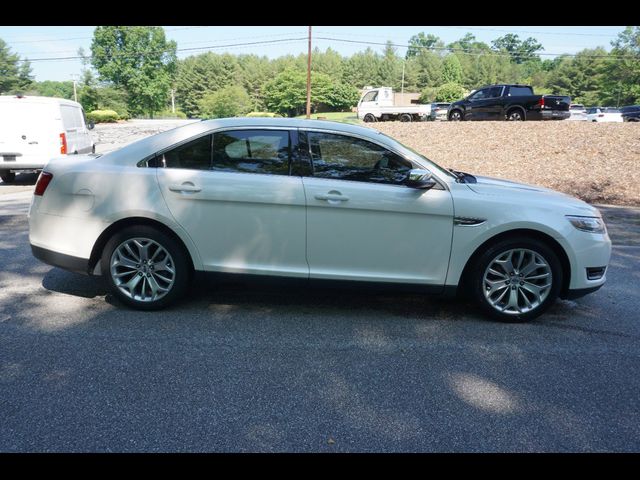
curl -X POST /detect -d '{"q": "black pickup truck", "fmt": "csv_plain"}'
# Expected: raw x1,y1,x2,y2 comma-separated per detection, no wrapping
448,84,571,121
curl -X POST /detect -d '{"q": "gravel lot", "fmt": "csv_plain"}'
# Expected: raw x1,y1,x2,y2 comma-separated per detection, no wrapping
374,122,640,207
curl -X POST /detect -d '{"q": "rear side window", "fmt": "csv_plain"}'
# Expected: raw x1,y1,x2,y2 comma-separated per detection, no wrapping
211,129,290,175
507,86,533,96
487,86,504,98
162,135,212,170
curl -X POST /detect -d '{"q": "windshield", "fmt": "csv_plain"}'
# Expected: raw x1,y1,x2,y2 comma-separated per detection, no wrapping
376,131,457,180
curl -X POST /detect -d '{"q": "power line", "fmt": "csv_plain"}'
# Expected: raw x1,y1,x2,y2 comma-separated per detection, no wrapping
439,26,623,38
23,37,310,62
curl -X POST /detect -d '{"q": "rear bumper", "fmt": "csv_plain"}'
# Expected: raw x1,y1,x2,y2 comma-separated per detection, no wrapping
538,110,570,120
31,244,90,275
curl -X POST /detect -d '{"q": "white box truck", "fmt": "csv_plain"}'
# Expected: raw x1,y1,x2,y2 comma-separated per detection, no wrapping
0,95,96,183
356,87,431,123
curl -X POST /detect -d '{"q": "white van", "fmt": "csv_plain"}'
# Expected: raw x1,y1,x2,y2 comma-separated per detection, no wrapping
0,95,95,183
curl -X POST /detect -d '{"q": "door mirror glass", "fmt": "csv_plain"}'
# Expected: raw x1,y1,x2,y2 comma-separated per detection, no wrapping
405,168,436,189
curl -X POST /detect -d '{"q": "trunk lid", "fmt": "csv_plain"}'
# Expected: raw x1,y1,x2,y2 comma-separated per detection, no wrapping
542,95,571,111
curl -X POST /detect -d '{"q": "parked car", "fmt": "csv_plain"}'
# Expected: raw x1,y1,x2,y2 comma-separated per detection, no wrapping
0,95,95,183
428,103,450,121
357,87,431,122
448,84,571,121
586,107,623,122
29,118,611,321
621,105,640,122
568,104,588,121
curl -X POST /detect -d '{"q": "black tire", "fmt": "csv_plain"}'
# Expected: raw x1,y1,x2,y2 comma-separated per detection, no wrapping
0,171,16,183
399,113,412,122
468,236,563,322
449,110,463,121
506,109,525,121
101,225,191,310
363,114,377,123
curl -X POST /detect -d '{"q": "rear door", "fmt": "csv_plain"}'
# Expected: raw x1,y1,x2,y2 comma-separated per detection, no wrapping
60,105,92,154
156,128,308,277
464,88,494,120
0,100,61,168
299,129,454,285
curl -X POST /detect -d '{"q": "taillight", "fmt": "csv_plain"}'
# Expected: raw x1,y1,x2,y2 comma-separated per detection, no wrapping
34,172,53,196
59,133,67,154
598,114,605,117
538,97,545,108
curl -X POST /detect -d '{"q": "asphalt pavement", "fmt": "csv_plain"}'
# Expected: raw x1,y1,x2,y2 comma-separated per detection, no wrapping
1,175,639,452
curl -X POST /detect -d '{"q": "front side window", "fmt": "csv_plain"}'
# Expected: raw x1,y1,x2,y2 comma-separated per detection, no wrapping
304,131,412,185
162,134,212,170
212,129,290,175
468,88,491,101
361,91,378,103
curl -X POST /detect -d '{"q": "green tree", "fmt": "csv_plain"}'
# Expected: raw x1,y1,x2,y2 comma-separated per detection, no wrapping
90,26,177,117
604,26,640,105
32,80,74,99
0,38,23,93
406,32,441,59
442,54,463,83
435,82,467,102
546,48,609,105
342,48,381,88
491,34,544,64
175,52,240,117
377,41,402,88
198,85,253,118
263,69,359,116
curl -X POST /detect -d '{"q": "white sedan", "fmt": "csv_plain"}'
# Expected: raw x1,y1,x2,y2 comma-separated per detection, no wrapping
586,107,623,122
29,118,611,321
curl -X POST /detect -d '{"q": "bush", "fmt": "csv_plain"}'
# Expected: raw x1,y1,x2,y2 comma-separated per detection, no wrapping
245,111,279,117
198,86,253,119
86,110,119,123
144,109,187,119
434,82,468,103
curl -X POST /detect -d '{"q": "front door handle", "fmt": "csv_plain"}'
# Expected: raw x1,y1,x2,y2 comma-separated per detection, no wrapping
169,182,201,193
315,193,349,202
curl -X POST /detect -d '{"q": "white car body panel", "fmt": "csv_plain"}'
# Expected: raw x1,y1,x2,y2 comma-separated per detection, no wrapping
586,108,623,122
28,118,611,302
357,87,431,121
0,95,94,172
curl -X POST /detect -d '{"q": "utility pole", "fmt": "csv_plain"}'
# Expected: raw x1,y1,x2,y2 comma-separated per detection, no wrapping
70,74,78,102
171,88,176,114
401,62,405,96
306,26,312,119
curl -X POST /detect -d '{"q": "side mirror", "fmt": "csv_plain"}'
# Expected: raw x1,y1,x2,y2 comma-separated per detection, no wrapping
87,121,95,130
405,168,436,190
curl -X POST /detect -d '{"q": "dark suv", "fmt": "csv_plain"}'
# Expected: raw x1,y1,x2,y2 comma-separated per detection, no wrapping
621,105,640,122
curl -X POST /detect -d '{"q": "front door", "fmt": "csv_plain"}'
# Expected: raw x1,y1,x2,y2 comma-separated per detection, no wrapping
156,128,308,277
299,130,454,285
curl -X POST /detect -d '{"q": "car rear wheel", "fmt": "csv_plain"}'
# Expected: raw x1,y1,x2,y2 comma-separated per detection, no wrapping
363,114,377,123
399,113,412,122
101,225,190,310
449,110,462,121
469,237,563,322
507,110,524,121
0,171,16,183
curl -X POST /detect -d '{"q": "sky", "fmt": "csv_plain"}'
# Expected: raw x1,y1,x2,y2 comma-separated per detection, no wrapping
0,25,627,82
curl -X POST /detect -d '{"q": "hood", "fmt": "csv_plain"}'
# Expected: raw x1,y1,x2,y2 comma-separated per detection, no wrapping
466,175,598,215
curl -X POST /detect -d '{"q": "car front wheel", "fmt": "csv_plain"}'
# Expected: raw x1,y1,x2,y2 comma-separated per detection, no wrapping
101,225,190,310
469,237,563,322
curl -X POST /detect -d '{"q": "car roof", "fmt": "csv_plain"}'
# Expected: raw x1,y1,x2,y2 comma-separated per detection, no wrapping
101,117,393,164
0,95,82,107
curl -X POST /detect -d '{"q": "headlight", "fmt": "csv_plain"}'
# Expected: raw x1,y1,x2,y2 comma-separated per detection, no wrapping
566,215,606,234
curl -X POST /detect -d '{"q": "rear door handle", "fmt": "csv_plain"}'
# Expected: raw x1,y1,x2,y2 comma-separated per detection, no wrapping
169,183,201,193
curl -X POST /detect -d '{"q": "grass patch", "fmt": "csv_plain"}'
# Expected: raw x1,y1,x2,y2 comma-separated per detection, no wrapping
295,111,361,124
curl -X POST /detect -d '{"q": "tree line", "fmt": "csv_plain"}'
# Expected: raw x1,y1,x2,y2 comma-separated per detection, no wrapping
1,26,639,119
